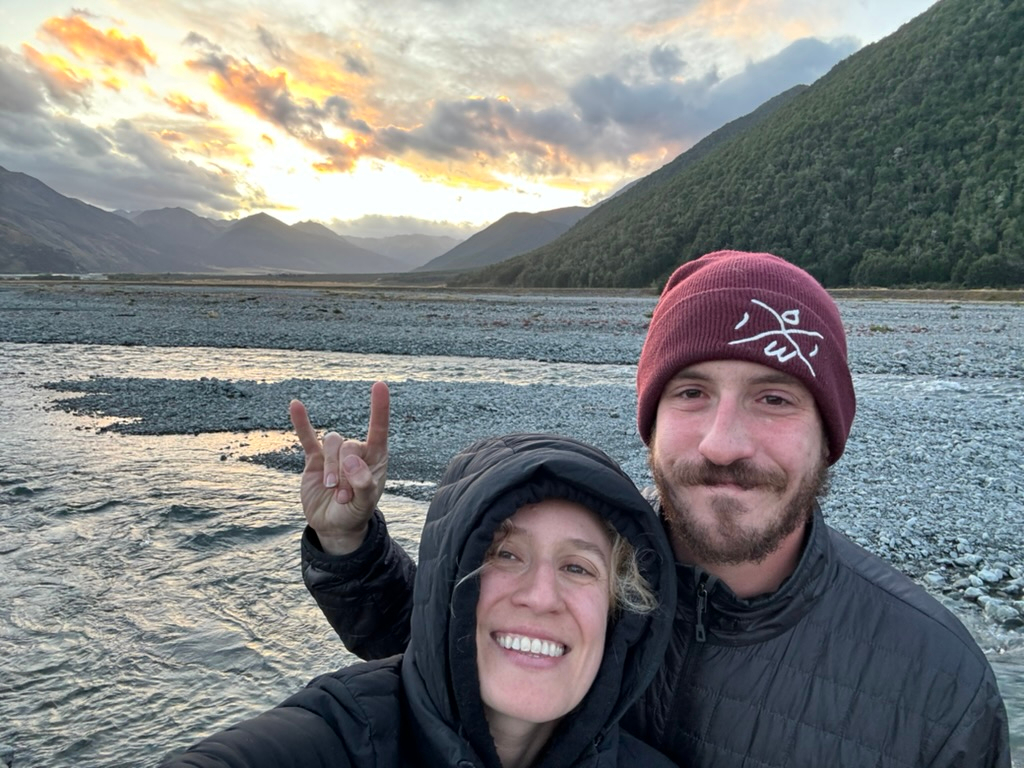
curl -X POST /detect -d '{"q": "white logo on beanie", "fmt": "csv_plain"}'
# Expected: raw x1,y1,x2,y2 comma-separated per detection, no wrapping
729,299,823,377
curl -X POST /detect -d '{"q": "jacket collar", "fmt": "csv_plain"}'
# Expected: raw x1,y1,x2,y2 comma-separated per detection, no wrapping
669,503,837,645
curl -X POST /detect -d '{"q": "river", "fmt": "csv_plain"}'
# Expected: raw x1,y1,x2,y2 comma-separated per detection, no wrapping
1,340,1020,767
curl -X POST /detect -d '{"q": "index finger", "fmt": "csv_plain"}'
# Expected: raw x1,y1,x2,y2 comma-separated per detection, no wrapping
364,381,390,461
289,399,323,461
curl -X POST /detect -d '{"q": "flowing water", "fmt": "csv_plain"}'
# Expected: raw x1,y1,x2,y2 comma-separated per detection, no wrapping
1,341,1020,767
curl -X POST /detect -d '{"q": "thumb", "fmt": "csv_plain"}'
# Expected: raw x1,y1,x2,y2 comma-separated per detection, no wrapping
341,454,377,511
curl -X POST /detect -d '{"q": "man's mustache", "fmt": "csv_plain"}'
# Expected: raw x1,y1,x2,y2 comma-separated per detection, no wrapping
670,460,787,492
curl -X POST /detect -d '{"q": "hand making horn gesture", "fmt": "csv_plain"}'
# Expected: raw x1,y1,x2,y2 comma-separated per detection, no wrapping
288,381,390,555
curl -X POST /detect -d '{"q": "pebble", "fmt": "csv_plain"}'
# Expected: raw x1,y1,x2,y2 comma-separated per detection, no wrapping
979,568,1007,583
982,599,1021,625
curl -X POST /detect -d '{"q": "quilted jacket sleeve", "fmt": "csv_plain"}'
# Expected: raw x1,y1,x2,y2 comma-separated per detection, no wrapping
928,669,1010,768
159,660,404,768
158,707,356,768
301,509,416,660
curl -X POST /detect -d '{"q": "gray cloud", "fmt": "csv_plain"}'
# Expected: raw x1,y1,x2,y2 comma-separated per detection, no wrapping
649,43,686,79
377,97,515,159
375,35,859,172
0,48,255,216
0,48,46,115
343,53,369,76
182,32,220,51
257,26,287,61
707,36,859,115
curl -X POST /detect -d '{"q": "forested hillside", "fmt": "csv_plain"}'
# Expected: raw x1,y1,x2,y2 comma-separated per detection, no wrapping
458,0,1024,289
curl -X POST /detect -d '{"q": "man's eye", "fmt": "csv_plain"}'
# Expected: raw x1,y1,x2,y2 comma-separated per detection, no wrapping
672,387,702,399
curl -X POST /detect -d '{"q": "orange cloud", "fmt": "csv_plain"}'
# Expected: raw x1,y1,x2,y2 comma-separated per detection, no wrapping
257,26,369,104
288,51,362,103
165,93,212,118
158,129,188,142
404,154,510,193
39,14,156,76
193,136,253,164
21,44,93,103
190,57,291,122
143,120,252,163
186,51,374,173
309,136,360,173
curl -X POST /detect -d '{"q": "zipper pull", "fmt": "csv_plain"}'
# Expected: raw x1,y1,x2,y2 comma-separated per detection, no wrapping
695,578,708,643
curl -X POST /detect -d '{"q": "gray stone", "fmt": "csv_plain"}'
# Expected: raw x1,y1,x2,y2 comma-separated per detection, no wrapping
977,567,1006,584
982,599,1021,625
954,554,984,567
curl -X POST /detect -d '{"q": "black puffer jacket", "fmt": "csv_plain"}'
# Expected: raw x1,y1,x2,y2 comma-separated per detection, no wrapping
303,496,1010,767
163,434,678,768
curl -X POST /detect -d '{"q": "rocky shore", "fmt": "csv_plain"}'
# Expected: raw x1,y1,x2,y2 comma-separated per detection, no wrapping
2,280,1023,640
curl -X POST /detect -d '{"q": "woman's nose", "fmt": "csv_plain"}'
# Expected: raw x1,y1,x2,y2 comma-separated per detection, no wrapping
511,561,564,612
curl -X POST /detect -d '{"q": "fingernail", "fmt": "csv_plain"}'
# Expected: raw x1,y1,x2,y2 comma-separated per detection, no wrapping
325,473,338,487
342,456,360,472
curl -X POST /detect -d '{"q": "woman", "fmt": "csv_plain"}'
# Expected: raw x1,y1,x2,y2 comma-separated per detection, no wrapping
162,432,677,767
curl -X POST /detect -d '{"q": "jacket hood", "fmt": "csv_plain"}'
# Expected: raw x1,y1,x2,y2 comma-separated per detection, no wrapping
400,433,676,768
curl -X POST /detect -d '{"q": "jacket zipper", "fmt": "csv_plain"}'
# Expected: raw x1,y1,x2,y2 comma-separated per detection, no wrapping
695,573,709,642
664,568,714,747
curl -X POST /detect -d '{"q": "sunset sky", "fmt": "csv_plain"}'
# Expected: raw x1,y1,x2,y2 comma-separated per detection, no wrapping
0,0,938,238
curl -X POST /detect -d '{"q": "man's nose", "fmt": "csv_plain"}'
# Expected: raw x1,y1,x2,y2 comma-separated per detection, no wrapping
698,397,756,466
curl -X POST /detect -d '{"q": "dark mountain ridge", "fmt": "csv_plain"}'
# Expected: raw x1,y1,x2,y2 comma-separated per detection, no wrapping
0,168,183,273
459,0,1024,289
0,171,409,274
417,207,589,272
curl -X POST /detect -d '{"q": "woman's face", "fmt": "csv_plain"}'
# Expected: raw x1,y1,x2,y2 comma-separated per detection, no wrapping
475,499,613,731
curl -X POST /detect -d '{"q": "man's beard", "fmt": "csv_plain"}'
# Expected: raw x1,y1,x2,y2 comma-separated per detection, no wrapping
650,452,830,566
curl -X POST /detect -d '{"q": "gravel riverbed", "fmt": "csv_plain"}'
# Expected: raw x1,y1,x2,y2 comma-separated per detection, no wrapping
2,280,1023,643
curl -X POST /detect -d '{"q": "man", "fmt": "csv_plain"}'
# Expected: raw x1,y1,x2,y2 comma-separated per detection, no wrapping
291,250,1010,767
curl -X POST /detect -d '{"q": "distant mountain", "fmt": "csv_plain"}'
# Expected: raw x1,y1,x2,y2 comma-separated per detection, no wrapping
202,213,406,273
132,207,227,264
0,166,192,273
291,220,343,240
340,233,463,269
0,172,407,274
417,206,590,272
458,0,1024,289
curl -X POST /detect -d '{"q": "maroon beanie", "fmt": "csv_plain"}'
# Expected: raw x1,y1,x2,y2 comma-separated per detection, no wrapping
636,250,856,464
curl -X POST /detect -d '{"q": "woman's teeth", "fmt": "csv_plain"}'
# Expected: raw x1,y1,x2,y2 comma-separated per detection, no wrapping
495,634,565,657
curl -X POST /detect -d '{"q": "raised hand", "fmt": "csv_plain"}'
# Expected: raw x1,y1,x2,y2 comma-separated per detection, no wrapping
289,381,390,555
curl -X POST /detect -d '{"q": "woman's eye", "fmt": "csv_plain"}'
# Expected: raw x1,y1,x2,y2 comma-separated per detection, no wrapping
495,549,519,562
564,562,596,577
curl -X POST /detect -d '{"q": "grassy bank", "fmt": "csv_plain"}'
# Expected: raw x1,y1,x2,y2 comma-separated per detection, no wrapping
3,272,1023,302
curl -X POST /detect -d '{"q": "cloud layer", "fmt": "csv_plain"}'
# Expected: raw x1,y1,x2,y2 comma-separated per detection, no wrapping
0,1,895,229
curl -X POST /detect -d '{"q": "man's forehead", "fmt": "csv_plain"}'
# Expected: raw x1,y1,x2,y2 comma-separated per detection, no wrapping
667,359,807,387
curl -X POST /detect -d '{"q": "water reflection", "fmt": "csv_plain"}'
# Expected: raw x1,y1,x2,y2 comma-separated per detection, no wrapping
27,341,636,387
